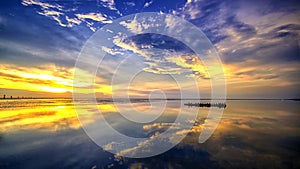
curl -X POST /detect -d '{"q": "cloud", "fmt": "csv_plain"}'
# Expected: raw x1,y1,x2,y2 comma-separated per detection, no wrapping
22,0,62,10
38,9,62,16
126,2,136,7
74,13,112,31
178,0,300,64
177,0,299,80
173,0,202,20
0,63,113,96
75,13,112,23
110,33,210,79
119,16,144,34
21,0,79,28
66,16,82,25
21,0,117,32
98,0,120,13
101,46,125,56
113,35,151,58
0,63,74,93
217,22,300,64
0,13,85,67
143,0,154,8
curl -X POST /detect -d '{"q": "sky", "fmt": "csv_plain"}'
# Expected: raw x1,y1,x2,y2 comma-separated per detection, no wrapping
0,0,299,99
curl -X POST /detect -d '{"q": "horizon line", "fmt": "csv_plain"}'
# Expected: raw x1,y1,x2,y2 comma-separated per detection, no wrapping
0,97,299,101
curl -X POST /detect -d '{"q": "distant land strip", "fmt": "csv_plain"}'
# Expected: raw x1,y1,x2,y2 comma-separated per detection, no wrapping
0,97,299,101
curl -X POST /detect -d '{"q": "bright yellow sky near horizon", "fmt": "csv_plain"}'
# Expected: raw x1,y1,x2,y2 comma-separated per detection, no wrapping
1,58,298,99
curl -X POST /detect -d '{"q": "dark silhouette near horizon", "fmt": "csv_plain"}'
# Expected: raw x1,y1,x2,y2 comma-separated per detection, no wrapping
184,102,226,108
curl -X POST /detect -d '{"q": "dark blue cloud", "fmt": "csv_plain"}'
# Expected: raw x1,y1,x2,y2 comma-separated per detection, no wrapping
188,0,227,44
225,16,256,36
0,0,93,67
269,24,300,38
220,22,300,64
128,33,193,53
245,0,300,15
179,0,300,65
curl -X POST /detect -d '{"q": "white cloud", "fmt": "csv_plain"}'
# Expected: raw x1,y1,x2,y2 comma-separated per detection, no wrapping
143,0,154,8
126,2,136,7
22,0,77,28
36,10,81,28
75,13,112,23
98,0,121,15
66,16,82,25
22,0,62,10
38,10,62,16
175,0,202,20
99,0,116,10
51,16,71,28
112,36,150,58
119,16,143,34
22,0,115,32
101,46,124,56
119,15,158,34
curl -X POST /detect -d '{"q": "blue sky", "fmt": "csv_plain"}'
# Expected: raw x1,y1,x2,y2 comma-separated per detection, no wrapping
0,0,299,98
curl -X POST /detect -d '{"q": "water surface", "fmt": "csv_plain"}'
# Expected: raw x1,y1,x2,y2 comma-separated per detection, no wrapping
0,99,299,169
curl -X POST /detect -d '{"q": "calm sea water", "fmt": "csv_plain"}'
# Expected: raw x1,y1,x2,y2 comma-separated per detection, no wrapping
0,99,299,169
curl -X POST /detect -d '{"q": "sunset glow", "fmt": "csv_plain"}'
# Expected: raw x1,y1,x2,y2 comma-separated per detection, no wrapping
0,0,299,168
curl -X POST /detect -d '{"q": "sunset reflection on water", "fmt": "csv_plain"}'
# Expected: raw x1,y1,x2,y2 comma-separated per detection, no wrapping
0,99,299,169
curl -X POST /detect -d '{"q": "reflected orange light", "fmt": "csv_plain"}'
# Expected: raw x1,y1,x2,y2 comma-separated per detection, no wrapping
0,100,99,132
